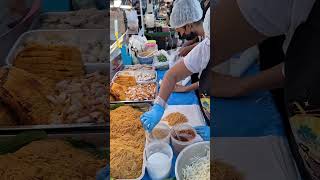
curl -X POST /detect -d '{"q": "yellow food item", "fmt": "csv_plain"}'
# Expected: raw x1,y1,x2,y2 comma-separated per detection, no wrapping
164,112,188,126
211,160,244,180
0,67,55,125
110,83,127,101
114,75,137,87
152,128,169,139
14,43,85,82
110,106,145,179
0,139,105,180
0,102,17,126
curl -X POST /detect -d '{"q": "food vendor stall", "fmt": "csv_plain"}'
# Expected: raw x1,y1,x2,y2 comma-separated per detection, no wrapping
109,0,210,179
0,1,108,179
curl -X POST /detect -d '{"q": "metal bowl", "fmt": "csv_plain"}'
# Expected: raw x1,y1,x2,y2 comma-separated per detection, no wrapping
175,141,210,180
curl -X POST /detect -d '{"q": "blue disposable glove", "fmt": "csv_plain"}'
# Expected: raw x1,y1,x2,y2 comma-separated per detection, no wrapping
140,104,165,132
195,126,210,141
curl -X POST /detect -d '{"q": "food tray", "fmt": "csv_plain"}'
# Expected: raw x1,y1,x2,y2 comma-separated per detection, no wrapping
110,82,158,104
6,29,108,68
30,10,107,30
110,103,150,180
0,65,108,133
112,70,157,83
0,132,106,149
123,64,155,71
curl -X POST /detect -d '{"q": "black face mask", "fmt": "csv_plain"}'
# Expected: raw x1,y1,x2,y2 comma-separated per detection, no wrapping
179,31,198,40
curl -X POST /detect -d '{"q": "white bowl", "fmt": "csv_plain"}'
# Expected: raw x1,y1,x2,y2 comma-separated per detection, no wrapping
175,141,210,180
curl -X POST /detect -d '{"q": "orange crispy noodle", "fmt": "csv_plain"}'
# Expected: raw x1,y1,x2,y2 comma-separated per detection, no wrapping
110,106,145,179
164,112,188,126
0,139,104,180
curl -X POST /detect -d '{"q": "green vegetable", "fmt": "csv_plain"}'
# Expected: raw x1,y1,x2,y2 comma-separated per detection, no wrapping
0,130,47,155
158,54,167,62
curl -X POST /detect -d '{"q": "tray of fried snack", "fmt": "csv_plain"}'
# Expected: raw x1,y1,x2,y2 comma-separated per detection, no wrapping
0,131,107,180
6,30,108,69
0,66,108,132
110,71,158,104
30,8,108,30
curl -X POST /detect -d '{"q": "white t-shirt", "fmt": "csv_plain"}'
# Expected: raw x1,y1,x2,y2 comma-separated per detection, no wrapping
183,37,210,77
237,0,315,52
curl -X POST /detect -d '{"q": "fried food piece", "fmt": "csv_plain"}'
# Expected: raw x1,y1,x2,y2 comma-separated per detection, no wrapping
110,83,127,101
14,43,85,82
125,83,156,101
163,112,188,126
0,67,55,125
114,75,137,87
0,102,17,126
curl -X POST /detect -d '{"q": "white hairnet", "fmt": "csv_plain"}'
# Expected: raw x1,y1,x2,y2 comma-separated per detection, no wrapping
203,9,210,38
170,0,203,28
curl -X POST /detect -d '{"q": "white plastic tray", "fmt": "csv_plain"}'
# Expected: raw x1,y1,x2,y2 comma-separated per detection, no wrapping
161,105,206,128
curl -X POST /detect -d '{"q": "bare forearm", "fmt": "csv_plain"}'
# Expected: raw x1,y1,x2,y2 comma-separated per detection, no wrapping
185,82,199,92
212,0,266,66
159,61,193,102
242,63,284,94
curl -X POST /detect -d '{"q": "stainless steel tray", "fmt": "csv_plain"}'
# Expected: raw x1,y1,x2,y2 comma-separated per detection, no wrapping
110,102,152,112
112,69,157,84
123,64,155,71
0,132,106,148
110,102,149,180
110,81,158,104
0,63,108,132
30,10,107,30
6,29,108,66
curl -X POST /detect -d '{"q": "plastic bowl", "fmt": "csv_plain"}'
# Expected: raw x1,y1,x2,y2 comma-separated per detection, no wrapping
147,122,171,144
170,123,197,155
145,142,173,180
137,55,154,64
175,141,210,180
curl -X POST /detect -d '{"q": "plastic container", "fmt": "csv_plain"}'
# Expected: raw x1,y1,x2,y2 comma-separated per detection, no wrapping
175,141,210,180
145,142,173,180
144,41,158,52
137,54,154,64
147,122,171,144
171,123,201,155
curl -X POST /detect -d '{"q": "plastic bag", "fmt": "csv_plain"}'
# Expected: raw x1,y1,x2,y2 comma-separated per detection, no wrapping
125,10,139,32
153,50,170,70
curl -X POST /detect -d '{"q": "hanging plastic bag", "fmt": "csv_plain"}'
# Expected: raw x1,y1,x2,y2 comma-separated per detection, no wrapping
125,10,139,33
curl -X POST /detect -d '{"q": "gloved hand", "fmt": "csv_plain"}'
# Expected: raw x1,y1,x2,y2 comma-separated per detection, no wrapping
195,126,210,141
140,104,165,132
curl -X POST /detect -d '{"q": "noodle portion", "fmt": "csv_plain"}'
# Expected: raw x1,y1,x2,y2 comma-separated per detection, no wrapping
164,112,188,126
0,139,104,180
110,106,145,179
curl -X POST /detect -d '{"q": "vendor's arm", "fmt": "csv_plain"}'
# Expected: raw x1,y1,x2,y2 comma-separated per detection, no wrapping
159,60,193,101
207,63,284,97
212,0,293,66
174,82,199,93
179,43,199,56
212,0,267,66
